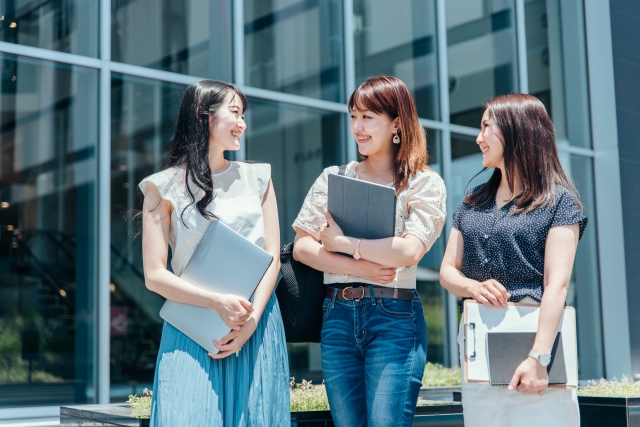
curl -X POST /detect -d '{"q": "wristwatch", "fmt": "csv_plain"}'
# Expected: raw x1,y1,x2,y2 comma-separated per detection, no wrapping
353,238,363,260
528,351,551,367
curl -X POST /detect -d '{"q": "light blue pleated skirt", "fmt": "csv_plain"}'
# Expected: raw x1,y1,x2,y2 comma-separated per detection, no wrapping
150,294,291,427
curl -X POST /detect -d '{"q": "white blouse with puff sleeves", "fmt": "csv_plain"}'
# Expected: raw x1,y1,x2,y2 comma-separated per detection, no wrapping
292,161,447,289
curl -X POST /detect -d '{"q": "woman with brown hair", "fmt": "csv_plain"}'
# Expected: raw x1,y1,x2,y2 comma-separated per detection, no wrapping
440,93,585,426
291,75,447,427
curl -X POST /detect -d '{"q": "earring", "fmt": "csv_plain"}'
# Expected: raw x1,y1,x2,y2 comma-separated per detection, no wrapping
393,131,400,144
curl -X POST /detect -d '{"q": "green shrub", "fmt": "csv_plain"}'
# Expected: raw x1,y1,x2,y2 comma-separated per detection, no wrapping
422,362,461,387
578,375,640,397
289,378,329,412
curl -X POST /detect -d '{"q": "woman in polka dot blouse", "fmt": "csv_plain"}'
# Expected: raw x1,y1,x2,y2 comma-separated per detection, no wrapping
439,93,586,427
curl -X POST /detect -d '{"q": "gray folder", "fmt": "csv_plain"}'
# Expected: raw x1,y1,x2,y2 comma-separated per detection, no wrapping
159,219,273,354
487,332,567,386
327,173,396,241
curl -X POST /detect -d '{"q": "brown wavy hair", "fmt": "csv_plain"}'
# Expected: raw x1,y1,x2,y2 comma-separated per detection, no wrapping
348,75,428,194
465,93,582,214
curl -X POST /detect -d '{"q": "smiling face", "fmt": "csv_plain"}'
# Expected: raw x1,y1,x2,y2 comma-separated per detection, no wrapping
350,107,398,158
208,90,246,153
476,109,505,169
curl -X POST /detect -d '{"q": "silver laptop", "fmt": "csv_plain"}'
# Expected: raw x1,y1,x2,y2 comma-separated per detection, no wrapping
159,219,273,354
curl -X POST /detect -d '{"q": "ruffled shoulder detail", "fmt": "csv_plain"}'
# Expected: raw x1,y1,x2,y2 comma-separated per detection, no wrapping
402,169,447,250
138,167,187,210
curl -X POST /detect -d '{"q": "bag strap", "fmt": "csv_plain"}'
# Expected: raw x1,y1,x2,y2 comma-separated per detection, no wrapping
338,164,347,176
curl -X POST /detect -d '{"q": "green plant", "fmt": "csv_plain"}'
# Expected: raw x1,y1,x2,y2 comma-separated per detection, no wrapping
128,388,153,413
422,362,461,387
578,375,640,397
289,378,330,412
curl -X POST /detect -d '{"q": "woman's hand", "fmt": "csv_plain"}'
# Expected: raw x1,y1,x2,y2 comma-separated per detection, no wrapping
319,210,350,253
208,317,258,359
354,259,396,284
508,357,549,395
470,279,510,308
212,294,253,330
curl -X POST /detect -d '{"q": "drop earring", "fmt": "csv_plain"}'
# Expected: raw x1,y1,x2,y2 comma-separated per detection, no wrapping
393,130,400,144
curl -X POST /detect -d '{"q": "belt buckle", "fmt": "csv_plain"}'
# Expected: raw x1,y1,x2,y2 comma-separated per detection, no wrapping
342,286,365,301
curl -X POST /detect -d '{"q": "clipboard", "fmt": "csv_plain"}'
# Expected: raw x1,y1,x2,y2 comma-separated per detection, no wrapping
462,299,578,389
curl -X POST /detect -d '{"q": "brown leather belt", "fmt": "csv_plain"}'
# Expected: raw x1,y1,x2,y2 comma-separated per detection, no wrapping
326,286,414,301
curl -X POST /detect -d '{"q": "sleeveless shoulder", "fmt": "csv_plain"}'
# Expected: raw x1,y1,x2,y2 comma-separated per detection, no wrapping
138,167,186,209
237,162,271,200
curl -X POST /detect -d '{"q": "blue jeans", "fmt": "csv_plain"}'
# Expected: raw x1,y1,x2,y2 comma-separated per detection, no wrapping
321,286,427,427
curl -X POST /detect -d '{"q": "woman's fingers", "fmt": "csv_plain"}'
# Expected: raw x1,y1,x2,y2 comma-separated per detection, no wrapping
486,286,507,307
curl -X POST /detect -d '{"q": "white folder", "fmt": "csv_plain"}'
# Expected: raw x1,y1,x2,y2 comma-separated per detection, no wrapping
463,299,578,388
159,219,273,354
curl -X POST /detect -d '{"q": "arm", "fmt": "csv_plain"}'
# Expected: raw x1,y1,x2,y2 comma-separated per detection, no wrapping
439,227,509,307
508,223,580,395
211,180,282,357
293,229,396,284
141,182,251,329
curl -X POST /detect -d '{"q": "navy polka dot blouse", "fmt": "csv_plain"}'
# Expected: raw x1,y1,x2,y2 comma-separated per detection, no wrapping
453,184,587,311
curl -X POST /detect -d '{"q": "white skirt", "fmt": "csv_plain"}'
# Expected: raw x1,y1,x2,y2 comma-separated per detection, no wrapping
457,300,580,427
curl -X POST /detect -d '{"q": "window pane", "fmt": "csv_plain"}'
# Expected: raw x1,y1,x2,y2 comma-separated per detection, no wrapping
418,129,447,365
353,0,439,120
244,99,345,382
0,54,98,407
447,0,518,127
112,0,232,80
244,0,345,103
560,154,604,379
450,133,490,213
110,74,187,400
0,0,98,57
525,0,591,148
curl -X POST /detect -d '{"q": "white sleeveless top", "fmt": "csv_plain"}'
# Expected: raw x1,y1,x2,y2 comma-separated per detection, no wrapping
138,162,271,276
292,161,447,289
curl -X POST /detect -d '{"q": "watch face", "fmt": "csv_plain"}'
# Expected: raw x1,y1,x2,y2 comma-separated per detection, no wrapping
540,354,551,367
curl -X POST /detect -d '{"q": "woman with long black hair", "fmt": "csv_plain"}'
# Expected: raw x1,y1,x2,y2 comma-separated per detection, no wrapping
440,93,585,427
138,80,289,426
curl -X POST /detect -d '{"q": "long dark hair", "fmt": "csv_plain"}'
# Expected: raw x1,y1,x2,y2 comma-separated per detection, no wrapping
466,93,581,213
165,80,247,225
348,75,428,194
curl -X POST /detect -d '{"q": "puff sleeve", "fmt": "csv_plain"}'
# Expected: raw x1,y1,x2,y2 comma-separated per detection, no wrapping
402,172,447,251
292,166,339,240
138,168,185,212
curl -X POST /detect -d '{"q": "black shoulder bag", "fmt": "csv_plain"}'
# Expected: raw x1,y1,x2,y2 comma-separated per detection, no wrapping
275,165,347,343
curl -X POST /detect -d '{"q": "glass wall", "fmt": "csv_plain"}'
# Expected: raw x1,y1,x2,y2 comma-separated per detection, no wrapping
525,0,591,148
353,0,439,120
244,0,345,102
112,0,232,79
109,74,187,399
0,54,98,406
0,0,99,56
447,0,518,127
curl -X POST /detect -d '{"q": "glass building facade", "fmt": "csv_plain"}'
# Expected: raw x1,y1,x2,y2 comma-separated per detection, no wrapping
0,0,628,410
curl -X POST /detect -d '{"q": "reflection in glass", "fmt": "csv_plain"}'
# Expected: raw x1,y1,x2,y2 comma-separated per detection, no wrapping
110,74,187,400
353,0,439,120
525,0,591,148
419,129,447,365
111,0,232,79
560,154,604,379
244,99,345,382
0,54,98,407
244,0,345,102
0,0,98,56
447,0,518,127
450,133,490,215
